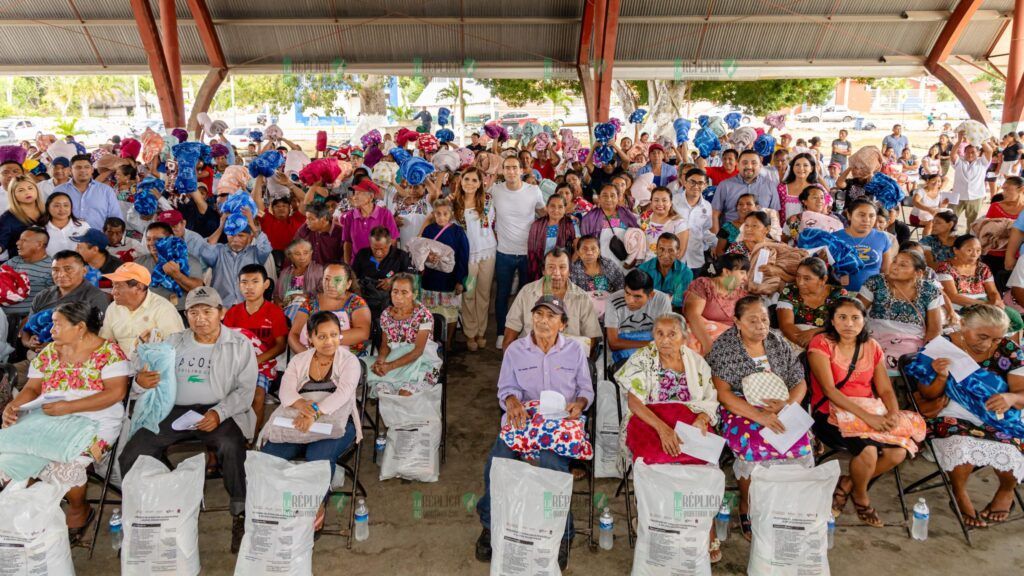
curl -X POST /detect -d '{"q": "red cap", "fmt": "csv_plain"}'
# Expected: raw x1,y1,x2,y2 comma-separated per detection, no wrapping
648,143,665,153
156,209,184,226
352,180,380,195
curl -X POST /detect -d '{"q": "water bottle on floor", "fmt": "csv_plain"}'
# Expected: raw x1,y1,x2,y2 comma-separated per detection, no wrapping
109,508,123,550
375,436,386,457
354,498,369,542
827,513,835,550
912,498,929,541
598,507,614,550
714,502,731,542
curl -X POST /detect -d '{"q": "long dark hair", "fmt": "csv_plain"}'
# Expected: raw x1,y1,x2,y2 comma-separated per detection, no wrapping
783,152,821,185
44,191,84,227
53,301,103,334
822,297,870,344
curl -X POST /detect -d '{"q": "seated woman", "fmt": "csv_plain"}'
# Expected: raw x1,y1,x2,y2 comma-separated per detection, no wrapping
527,193,576,283
367,273,442,397
858,249,943,372
937,234,1023,333
569,234,625,317
0,301,130,538
706,296,813,541
908,304,1024,528
274,238,324,321
288,262,371,355
639,187,688,256
777,257,848,348
261,311,361,535
580,184,639,269
808,298,916,528
724,211,770,259
615,313,722,562
712,193,758,258
785,185,842,242
684,253,750,355
920,210,958,270
419,198,470,349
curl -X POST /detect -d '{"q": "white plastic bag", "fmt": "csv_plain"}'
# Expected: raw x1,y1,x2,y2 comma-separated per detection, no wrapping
748,460,840,576
594,379,623,478
234,451,331,576
632,459,724,576
490,458,573,576
122,453,205,576
379,385,442,482
0,481,75,575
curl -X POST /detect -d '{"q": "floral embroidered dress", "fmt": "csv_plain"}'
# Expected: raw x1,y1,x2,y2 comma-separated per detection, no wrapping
369,302,442,396
776,284,848,330
26,340,130,487
859,274,943,371
934,261,993,308
639,212,687,254
297,294,368,355
921,234,955,264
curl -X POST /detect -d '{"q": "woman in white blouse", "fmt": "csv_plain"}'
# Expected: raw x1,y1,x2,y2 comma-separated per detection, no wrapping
43,191,90,257
450,167,497,351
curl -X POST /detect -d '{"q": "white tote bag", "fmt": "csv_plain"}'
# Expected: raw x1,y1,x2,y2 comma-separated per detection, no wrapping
632,459,725,576
490,457,573,576
122,453,205,576
748,460,840,576
379,385,443,482
0,481,75,576
234,451,331,576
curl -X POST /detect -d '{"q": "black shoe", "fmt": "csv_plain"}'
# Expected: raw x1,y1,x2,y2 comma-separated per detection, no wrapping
558,538,571,571
231,515,245,554
475,528,492,562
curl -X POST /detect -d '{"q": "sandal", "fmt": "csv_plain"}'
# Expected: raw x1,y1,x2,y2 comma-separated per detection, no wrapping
68,507,96,544
852,498,883,528
831,484,851,517
950,500,987,529
980,501,1016,524
709,538,722,564
739,514,752,542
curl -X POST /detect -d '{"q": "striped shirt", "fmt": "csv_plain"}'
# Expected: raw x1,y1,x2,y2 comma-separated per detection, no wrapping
6,255,53,318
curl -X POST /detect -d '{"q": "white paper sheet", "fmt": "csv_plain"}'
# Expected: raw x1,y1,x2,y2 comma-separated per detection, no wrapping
538,390,568,419
170,410,205,431
272,417,333,435
759,403,814,453
751,249,771,284
674,421,726,463
922,336,980,382
16,393,66,412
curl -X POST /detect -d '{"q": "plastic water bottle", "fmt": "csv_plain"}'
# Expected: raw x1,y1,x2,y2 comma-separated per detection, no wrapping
354,498,369,542
714,502,731,542
912,498,929,541
827,514,836,550
375,436,386,456
109,508,123,550
598,507,614,550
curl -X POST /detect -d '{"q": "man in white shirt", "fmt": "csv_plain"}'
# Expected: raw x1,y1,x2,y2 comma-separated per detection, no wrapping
949,133,993,230
490,156,545,349
672,167,715,274
35,157,71,199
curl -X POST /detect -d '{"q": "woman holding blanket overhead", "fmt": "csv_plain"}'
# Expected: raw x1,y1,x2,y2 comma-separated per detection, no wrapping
907,304,1024,528
0,301,129,539
706,295,813,541
475,294,593,572
808,298,918,528
614,313,722,563
367,273,442,397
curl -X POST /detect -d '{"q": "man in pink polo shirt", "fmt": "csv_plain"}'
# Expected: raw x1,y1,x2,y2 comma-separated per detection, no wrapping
340,180,399,264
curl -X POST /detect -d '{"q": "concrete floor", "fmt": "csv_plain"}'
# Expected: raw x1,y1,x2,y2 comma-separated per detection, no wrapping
72,337,1024,575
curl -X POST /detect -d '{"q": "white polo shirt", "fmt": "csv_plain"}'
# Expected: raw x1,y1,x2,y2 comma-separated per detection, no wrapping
952,157,988,203
672,193,714,269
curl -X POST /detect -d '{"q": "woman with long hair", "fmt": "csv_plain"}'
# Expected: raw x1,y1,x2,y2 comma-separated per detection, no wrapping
778,152,828,222
449,166,496,351
0,175,45,258
42,191,90,257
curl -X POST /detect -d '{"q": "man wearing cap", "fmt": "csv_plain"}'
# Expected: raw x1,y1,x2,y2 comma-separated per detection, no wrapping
635,143,678,187
475,293,592,570
197,209,272,308
340,179,399,264
119,286,257,554
99,262,184,358
72,228,123,291
503,247,602,354
134,221,204,310
53,154,122,230
296,201,345,265
35,157,70,199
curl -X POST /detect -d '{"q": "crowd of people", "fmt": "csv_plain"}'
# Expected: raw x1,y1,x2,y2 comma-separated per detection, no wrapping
0,111,1021,570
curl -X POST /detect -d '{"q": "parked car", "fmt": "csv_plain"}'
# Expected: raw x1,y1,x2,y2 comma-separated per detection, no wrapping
223,126,264,149
74,119,118,147
704,106,753,125
0,118,42,141
0,128,17,146
796,105,855,123
930,102,969,121
130,119,164,137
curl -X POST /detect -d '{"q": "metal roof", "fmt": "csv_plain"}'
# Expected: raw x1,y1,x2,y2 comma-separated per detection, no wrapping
0,0,1010,80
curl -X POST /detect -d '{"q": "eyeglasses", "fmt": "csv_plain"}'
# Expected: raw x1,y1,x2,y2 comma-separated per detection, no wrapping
685,179,706,187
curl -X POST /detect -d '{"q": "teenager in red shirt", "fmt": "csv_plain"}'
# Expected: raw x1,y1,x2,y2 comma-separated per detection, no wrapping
705,149,739,185
259,196,306,268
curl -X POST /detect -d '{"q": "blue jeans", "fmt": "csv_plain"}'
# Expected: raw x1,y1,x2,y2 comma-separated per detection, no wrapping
476,437,575,541
261,419,357,479
494,252,528,334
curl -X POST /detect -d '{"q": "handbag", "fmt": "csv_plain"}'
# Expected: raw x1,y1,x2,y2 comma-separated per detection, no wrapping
603,212,629,261
741,372,789,407
262,391,350,444
812,340,861,413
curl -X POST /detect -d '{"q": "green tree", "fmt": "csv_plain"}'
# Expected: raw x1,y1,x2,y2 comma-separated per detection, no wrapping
438,80,472,109
688,79,836,115
476,79,580,108
399,76,430,105
974,65,1005,105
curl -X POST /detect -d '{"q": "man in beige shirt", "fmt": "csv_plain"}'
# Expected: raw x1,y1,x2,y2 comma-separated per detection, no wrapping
99,262,184,358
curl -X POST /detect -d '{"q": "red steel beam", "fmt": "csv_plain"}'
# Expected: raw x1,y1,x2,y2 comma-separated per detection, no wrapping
594,0,621,123
130,0,181,128
577,0,597,129
927,0,986,66
159,0,183,122
185,0,228,70
1004,0,1024,125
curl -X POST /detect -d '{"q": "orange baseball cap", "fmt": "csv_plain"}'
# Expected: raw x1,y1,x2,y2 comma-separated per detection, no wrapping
103,262,152,285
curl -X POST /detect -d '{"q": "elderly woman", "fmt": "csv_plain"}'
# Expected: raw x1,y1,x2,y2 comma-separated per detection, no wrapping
615,313,722,563
706,296,813,541
527,194,576,283
570,234,625,317
419,197,469,349
777,257,848,348
684,253,750,354
907,304,1024,528
724,211,770,259
0,301,130,538
808,298,913,528
859,249,943,372
475,295,593,571
937,234,1024,332
261,311,362,535
288,262,371,355
580,184,639,268
367,273,442,397
274,237,324,320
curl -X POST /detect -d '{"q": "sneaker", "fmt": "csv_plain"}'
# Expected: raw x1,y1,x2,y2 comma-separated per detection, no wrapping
475,528,492,562
231,515,245,554
495,335,504,349
558,538,571,571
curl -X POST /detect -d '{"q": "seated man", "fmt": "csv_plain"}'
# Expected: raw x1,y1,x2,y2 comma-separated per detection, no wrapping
606,269,673,366
503,247,602,354
5,226,53,330
134,221,205,310
99,262,184,359
73,228,123,292
475,295,593,571
118,286,258,554
103,216,145,262
352,225,415,322
637,232,693,311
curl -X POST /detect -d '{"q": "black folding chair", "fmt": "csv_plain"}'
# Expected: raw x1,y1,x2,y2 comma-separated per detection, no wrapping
432,313,449,463
569,360,599,552
81,393,133,558
897,353,1024,546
